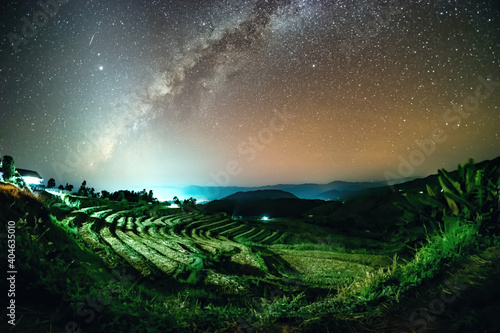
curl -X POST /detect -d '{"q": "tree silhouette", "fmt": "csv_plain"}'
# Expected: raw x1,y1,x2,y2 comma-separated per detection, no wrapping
1,155,15,182
183,197,198,212
117,192,126,201
173,196,183,211
148,190,155,202
47,178,56,188
78,180,88,196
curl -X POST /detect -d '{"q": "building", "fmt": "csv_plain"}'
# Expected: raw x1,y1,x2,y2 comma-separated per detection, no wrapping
0,168,44,187
17,169,44,186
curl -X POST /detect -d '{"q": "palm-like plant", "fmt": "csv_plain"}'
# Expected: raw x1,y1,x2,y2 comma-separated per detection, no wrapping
396,159,500,239
437,159,499,235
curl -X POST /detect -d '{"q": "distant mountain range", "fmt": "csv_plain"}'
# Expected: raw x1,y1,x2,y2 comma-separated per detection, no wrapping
204,189,323,218
152,156,500,202
154,180,387,202
223,190,298,201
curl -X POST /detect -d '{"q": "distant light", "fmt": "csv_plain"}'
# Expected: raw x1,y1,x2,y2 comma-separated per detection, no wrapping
23,176,43,185
419,191,424,194
98,66,104,71
261,216,269,221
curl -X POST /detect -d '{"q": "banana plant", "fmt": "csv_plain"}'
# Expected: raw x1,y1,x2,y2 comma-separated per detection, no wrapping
397,159,500,237
438,160,499,235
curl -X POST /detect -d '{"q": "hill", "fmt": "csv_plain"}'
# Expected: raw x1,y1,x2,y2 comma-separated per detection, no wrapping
1,156,499,332
157,157,500,202
0,182,49,224
391,155,500,193
204,197,324,218
159,180,387,201
222,189,298,201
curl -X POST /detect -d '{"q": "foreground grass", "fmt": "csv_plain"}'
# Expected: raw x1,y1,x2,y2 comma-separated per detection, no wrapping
3,206,496,333
2,156,499,332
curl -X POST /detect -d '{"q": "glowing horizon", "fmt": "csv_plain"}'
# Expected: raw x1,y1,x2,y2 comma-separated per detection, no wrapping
1,1,498,192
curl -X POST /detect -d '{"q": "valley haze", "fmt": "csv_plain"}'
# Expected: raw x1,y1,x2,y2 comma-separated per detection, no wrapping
144,180,390,202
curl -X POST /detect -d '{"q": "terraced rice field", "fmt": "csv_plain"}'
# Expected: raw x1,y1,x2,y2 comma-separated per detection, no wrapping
68,201,392,289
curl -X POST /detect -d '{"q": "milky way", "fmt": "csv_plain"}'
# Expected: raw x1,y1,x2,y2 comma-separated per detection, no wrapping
0,0,499,194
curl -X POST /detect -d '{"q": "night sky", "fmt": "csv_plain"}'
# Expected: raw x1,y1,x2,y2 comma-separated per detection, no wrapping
0,0,499,194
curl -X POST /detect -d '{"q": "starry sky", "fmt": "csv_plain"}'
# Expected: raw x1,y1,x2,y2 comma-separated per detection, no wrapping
0,0,499,193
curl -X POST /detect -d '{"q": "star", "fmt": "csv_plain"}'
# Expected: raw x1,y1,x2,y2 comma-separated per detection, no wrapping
0,0,497,190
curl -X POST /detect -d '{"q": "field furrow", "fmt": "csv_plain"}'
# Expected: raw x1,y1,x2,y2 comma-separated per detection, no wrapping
79,222,104,251
115,230,178,275
99,227,152,275
163,214,184,226
260,231,281,244
124,231,193,265
125,217,135,231
246,229,267,242
116,216,127,229
135,216,147,224
198,219,231,231
272,232,289,244
233,227,256,240
208,221,240,234
219,224,247,236
74,205,107,214
105,210,132,224
91,209,114,219
79,223,120,268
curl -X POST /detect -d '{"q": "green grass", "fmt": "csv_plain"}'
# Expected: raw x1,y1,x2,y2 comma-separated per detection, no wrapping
2,210,493,332
2,157,499,333
397,221,478,287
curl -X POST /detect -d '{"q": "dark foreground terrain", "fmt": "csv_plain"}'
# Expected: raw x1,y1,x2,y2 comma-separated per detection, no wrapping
1,158,499,332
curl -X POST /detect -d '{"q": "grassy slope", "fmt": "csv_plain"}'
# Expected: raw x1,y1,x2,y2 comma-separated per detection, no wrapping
1,171,499,332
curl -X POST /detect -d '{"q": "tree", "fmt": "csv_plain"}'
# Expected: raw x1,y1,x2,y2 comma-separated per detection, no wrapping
1,155,15,182
78,180,88,196
117,192,126,202
47,178,56,188
58,185,64,190
183,197,198,212
173,196,183,211
148,190,155,202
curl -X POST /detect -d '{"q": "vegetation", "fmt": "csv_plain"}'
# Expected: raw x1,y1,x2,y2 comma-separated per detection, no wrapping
1,158,499,332
47,177,56,188
1,155,16,181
